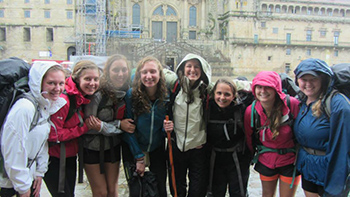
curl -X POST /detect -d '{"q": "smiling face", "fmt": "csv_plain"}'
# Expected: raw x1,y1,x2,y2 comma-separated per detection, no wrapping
109,59,129,88
184,59,201,85
140,61,160,89
297,74,322,102
255,85,276,104
214,83,235,109
78,68,100,96
41,70,65,101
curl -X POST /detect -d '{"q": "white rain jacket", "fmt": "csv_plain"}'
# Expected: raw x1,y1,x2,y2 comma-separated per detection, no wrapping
0,61,66,194
172,53,212,152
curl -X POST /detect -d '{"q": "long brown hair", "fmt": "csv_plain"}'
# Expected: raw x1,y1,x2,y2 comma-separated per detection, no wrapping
177,59,207,104
269,95,284,139
100,54,131,103
132,56,167,116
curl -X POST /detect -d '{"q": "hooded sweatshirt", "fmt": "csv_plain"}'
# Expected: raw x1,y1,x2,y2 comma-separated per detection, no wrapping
244,71,300,169
172,53,212,152
293,58,350,196
0,61,66,194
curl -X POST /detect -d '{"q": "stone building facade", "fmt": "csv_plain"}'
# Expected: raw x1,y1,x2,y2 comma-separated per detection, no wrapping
1,0,350,79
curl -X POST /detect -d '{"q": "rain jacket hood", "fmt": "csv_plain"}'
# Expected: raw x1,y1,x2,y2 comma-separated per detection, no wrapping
252,71,288,112
29,61,66,114
294,58,334,85
294,58,335,101
176,53,212,86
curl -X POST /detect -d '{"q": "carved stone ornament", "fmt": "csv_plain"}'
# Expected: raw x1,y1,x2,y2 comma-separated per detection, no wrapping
188,0,200,5
131,0,142,3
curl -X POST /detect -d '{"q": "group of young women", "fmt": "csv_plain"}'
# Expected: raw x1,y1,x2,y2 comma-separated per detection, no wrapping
0,54,349,197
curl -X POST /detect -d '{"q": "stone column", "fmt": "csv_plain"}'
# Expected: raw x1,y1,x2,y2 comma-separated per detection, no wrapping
183,0,189,39
200,0,206,39
142,0,149,38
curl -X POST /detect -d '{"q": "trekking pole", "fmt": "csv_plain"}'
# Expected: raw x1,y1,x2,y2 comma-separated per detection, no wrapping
165,115,178,197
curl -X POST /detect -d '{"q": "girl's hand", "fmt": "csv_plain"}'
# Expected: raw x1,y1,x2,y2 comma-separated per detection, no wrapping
85,116,102,131
121,119,135,133
163,119,174,133
31,176,42,197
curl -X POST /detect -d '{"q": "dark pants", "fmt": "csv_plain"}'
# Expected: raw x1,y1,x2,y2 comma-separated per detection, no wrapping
0,187,35,197
43,156,77,197
122,142,167,197
171,144,209,197
211,151,251,197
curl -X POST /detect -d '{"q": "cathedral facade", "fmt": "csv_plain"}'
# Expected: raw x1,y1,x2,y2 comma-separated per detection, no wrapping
1,0,350,78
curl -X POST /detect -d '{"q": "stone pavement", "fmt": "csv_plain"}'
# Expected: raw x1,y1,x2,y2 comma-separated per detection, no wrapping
41,165,305,196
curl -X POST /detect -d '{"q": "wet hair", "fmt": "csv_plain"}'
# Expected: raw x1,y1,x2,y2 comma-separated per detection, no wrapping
71,60,100,88
43,64,65,79
269,94,284,139
309,73,330,118
100,54,131,102
211,78,237,104
177,58,207,104
132,56,167,116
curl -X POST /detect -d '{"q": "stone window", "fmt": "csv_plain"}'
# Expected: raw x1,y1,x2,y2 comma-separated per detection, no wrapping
23,27,31,42
189,6,197,27
132,4,140,25
306,30,312,41
44,10,50,19
0,27,5,41
46,28,53,42
189,31,196,40
67,11,73,19
24,10,30,18
286,48,291,55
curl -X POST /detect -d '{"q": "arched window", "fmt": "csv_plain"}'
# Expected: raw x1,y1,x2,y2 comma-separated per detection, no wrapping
132,4,140,25
166,6,177,16
153,5,164,16
189,6,197,26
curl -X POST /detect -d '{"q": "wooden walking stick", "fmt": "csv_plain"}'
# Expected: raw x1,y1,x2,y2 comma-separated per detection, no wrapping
166,115,178,197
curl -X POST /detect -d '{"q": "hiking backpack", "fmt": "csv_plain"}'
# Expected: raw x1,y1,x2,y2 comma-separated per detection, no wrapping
0,58,44,178
0,57,33,127
323,63,350,118
279,73,300,97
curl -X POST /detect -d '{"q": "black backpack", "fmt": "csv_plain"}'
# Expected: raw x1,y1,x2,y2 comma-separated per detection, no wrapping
0,57,32,127
322,63,350,118
279,73,300,97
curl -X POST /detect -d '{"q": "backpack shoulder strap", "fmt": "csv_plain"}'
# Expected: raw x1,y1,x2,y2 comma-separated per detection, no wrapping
167,80,180,119
97,93,109,113
323,89,350,119
286,95,294,120
19,93,41,131
63,91,84,127
323,89,337,119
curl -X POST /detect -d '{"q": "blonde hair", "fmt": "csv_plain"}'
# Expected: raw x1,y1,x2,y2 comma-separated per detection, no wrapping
132,56,167,116
71,60,100,82
310,73,330,118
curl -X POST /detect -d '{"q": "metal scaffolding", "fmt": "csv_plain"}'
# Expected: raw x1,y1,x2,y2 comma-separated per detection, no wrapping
75,0,106,56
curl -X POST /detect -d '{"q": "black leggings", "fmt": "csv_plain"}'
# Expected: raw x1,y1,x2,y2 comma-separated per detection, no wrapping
43,156,77,197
